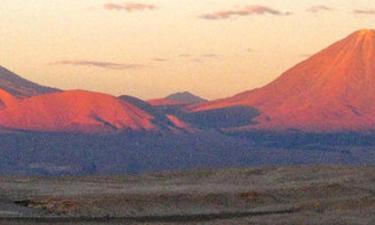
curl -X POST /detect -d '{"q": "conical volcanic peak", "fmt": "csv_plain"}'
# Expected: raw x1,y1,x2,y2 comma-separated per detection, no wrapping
191,29,375,132
352,29,375,37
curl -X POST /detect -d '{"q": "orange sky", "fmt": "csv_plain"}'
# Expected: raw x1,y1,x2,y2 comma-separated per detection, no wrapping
1,0,374,99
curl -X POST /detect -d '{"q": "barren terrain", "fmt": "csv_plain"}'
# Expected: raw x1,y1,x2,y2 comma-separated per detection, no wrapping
0,166,374,224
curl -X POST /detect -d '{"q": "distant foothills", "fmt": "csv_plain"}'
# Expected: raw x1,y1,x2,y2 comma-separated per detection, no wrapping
1,29,375,175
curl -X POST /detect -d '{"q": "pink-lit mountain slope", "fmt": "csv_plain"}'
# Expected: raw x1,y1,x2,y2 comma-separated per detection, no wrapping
0,89,189,133
191,29,375,132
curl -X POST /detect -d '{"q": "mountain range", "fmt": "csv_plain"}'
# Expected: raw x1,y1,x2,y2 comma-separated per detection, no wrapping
1,29,375,175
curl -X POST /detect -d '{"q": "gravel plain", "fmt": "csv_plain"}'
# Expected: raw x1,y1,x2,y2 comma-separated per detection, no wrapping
0,166,374,225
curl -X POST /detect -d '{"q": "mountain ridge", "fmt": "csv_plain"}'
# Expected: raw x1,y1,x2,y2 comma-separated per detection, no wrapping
0,66,59,97
0,89,156,133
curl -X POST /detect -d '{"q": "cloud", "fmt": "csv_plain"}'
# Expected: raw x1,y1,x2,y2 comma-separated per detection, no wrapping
104,2,156,12
200,5,291,20
191,58,202,63
50,60,146,70
201,54,220,58
306,5,333,13
353,9,375,15
152,58,168,62
246,48,256,53
178,54,191,58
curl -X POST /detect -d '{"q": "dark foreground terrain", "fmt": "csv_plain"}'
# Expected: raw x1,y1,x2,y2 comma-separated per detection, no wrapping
1,131,375,176
0,166,374,225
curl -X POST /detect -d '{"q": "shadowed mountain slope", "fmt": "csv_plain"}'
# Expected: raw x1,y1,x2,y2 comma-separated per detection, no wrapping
0,66,59,97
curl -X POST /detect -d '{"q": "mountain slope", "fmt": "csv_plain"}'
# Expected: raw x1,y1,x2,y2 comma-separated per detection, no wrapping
191,29,375,132
119,95,192,131
0,66,59,97
0,90,158,133
0,89,19,109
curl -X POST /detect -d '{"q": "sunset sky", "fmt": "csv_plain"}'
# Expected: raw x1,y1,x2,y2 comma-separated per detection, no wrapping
1,0,374,99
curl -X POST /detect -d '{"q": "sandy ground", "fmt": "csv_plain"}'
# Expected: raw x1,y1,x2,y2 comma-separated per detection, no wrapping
0,165,374,225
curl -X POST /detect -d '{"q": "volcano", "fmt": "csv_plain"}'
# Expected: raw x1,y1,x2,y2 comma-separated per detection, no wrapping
0,66,59,97
191,29,375,132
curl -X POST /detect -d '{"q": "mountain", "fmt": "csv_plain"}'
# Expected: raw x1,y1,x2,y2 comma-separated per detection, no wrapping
119,95,158,114
0,89,191,133
191,29,375,132
166,92,207,104
0,90,189,133
118,95,192,131
149,92,207,106
0,66,59,97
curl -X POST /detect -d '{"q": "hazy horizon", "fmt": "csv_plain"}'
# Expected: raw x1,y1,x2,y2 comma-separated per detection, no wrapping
1,0,374,99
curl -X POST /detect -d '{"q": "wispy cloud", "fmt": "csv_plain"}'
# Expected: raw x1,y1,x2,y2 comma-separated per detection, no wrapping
246,48,256,53
191,58,202,63
353,9,375,15
104,2,156,12
178,54,191,58
200,5,291,20
201,54,220,58
152,58,168,62
306,5,333,13
50,60,146,70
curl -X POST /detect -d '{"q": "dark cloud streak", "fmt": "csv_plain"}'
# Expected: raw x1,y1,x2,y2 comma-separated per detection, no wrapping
306,5,333,13
178,54,191,58
201,54,220,58
50,60,146,70
353,9,375,15
246,48,256,53
104,2,156,12
200,5,291,20
152,58,168,62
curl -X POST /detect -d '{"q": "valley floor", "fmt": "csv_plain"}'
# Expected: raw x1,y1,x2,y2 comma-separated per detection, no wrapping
0,166,374,225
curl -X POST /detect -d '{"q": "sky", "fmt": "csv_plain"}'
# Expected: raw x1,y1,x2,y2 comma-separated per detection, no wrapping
1,0,375,100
